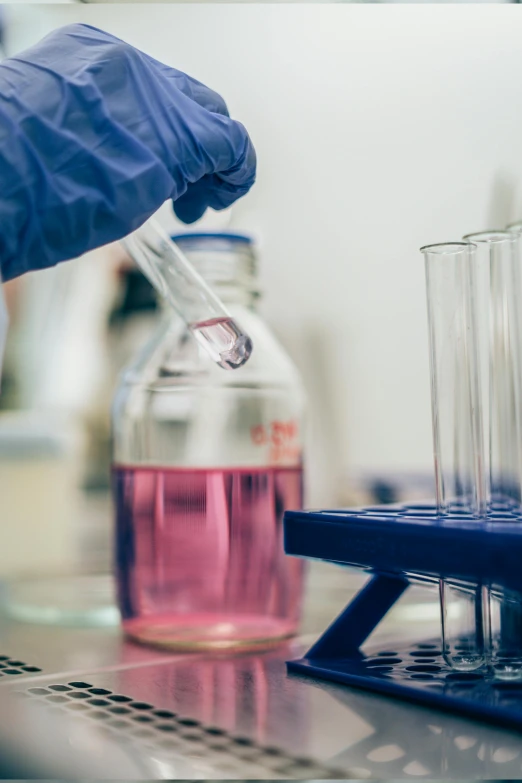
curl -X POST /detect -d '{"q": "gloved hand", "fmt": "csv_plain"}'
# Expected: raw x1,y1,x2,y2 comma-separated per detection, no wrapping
0,24,256,281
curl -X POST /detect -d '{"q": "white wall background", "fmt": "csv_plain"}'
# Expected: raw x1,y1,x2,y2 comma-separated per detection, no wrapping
5,4,522,503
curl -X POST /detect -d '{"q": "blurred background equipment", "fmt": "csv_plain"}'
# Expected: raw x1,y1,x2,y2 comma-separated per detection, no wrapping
0,245,126,625
0,411,82,578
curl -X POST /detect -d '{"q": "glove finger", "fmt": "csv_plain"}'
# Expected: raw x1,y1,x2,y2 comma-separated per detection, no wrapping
173,112,256,223
196,112,257,188
173,172,253,224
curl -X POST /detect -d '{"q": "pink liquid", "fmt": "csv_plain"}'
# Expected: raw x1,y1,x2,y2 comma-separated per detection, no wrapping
113,465,304,650
189,316,253,370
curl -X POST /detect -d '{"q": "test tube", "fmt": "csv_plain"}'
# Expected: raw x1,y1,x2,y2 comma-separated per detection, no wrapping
463,232,522,506
464,230,522,679
489,221,522,681
421,242,484,515
121,219,253,370
421,242,487,671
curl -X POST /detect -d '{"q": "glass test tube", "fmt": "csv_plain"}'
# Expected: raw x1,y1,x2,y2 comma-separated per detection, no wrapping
464,230,522,679
421,242,487,671
121,219,253,370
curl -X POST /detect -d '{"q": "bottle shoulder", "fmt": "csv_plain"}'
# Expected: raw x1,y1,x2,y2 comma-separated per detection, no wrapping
119,306,304,394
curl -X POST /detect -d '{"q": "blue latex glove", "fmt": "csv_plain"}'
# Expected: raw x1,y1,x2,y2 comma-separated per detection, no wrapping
0,24,256,281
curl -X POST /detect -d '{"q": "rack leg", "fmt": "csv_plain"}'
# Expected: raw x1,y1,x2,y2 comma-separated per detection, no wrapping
306,573,410,661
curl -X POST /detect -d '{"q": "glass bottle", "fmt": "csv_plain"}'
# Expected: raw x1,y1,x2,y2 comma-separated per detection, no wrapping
112,233,307,650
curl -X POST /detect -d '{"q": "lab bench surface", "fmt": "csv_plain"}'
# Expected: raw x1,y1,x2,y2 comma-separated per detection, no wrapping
0,572,521,779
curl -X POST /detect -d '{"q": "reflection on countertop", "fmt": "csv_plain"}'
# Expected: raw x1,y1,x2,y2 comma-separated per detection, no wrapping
2,490,515,779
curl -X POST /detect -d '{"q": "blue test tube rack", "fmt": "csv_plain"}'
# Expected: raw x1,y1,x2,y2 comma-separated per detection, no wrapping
284,502,522,732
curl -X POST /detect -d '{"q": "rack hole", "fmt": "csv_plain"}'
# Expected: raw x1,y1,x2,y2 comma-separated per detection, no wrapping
108,695,132,703
366,657,402,666
445,672,482,682
406,665,441,673
495,653,522,660
153,710,176,719
130,702,153,711
88,688,111,696
411,651,442,658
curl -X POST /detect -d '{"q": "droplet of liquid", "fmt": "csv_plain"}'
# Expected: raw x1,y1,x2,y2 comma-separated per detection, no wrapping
190,316,253,370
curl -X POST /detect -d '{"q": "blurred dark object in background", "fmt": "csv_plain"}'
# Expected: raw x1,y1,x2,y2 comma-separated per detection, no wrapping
110,267,158,324
338,471,435,507
369,478,398,505
83,265,159,491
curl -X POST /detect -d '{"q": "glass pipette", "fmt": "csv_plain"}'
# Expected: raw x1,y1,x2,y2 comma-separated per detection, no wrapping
121,219,253,370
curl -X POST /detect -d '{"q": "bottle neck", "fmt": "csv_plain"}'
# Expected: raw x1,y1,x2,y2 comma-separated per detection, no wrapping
171,240,260,312
159,284,259,316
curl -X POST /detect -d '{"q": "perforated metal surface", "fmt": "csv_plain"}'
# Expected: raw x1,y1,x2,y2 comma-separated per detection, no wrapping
0,654,41,677
19,679,348,779
1,637,522,778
